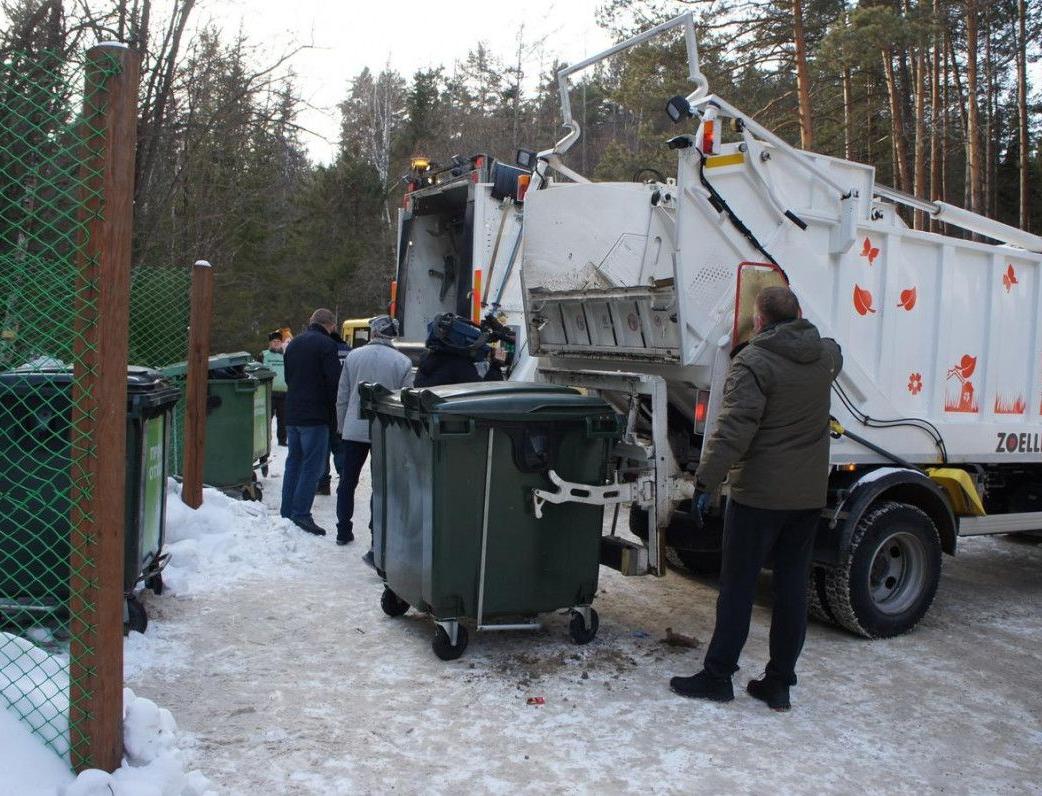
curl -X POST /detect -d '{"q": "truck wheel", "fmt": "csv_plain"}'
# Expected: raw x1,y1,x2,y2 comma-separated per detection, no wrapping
824,501,941,638
806,566,834,625
671,547,722,576
380,588,409,618
432,624,468,661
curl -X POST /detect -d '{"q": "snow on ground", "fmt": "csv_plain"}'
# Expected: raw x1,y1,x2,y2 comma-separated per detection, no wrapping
112,442,1042,794
6,436,1041,793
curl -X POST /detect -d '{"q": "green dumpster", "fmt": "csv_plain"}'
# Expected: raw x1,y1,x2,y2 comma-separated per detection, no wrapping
161,352,263,500
245,362,274,476
361,381,621,660
0,366,180,631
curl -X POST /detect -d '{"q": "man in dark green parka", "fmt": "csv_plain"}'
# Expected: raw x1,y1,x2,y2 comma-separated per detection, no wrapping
671,286,842,710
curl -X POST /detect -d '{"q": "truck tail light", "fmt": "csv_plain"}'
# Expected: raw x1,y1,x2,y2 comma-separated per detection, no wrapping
517,173,531,201
700,118,715,154
694,390,710,433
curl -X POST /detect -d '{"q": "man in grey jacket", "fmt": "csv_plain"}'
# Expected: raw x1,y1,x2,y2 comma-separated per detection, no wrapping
334,316,413,560
670,286,842,711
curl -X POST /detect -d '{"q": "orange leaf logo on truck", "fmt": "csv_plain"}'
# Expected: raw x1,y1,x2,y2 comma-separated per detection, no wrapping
853,284,876,315
860,237,880,265
897,287,917,311
1003,264,1018,293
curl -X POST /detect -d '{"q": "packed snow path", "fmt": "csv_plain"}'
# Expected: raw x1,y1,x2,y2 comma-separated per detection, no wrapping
127,446,1042,793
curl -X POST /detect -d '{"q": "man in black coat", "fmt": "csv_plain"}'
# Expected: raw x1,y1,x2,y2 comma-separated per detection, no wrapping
413,347,505,388
280,308,341,535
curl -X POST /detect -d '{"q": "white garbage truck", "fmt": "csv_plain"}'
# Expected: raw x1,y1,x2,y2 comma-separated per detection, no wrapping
509,13,1042,639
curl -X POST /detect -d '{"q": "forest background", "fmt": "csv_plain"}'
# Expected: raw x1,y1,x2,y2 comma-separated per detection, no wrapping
3,0,1040,353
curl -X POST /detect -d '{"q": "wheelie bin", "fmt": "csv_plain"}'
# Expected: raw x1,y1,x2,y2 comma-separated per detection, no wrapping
160,352,263,500
361,381,621,660
245,361,274,477
0,366,180,633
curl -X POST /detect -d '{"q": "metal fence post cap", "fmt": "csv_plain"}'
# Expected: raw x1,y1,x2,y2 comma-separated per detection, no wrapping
193,260,212,268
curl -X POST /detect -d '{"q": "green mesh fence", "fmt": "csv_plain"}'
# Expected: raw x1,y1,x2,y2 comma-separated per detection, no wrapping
0,47,125,762
128,265,191,473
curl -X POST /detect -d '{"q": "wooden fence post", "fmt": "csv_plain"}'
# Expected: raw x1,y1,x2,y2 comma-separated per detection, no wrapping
181,260,213,509
68,43,140,773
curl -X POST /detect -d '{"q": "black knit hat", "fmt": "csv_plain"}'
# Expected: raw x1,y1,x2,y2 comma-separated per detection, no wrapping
268,330,283,341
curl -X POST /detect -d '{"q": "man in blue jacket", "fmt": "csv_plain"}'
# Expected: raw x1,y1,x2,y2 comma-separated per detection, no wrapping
281,308,341,535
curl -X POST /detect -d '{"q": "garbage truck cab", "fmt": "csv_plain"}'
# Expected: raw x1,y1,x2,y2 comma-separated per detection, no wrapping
516,13,1042,640
393,155,529,368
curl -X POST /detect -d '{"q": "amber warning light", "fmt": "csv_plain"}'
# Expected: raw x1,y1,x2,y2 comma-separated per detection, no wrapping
694,390,710,433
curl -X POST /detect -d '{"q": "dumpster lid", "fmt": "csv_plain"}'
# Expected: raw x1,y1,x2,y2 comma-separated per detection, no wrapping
382,381,616,421
245,362,276,379
0,364,167,392
158,351,253,378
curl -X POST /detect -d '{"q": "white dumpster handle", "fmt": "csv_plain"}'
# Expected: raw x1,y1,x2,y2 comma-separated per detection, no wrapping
544,12,708,163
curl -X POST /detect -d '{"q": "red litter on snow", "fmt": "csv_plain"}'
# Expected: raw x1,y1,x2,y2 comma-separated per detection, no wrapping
526,697,545,706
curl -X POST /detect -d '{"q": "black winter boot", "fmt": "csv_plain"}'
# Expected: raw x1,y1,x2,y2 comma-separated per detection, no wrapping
747,673,792,711
669,670,734,702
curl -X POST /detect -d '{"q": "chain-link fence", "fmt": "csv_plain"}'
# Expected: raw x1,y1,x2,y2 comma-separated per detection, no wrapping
129,265,192,467
0,45,137,771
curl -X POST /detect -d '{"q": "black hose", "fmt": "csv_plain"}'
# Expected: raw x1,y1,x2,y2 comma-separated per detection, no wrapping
697,149,787,279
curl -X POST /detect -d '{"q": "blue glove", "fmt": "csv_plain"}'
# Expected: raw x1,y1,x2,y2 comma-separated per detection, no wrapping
694,492,711,519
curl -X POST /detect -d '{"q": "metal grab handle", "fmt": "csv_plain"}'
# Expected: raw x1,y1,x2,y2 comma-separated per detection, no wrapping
546,12,708,161
531,470,644,519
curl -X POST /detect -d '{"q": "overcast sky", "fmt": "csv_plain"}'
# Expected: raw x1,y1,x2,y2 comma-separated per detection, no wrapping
194,0,617,163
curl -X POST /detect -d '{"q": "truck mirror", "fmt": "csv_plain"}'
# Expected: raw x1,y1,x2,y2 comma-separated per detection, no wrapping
665,95,692,124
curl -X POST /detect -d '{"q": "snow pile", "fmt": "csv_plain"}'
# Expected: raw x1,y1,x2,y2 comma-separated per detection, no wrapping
159,479,311,597
63,689,214,796
0,632,70,759
0,647,213,796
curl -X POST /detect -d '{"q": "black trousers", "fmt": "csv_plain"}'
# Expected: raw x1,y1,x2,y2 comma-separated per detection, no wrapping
335,440,371,538
703,500,819,685
271,392,287,445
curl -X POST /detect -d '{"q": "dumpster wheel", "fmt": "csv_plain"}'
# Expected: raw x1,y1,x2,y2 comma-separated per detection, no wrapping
124,595,147,636
145,571,164,596
432,623,468,661
568,608,599,645
380,587,409,618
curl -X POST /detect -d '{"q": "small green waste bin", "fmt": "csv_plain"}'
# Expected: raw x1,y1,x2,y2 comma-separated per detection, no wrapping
245,362,274,477
361,381,621,660
161,352,264,500
0,366,180,632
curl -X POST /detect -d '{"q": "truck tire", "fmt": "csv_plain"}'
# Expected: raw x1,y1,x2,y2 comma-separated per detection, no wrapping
670,547,722,576
824,501,941,638
806,566,834,625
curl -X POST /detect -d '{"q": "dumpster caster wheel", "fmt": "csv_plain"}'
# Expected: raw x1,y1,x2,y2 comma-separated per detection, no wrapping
124,596,148,636
432,623,468,661
145,572,164,596
380,588,409,618
569,608,599,645
261,464,269,477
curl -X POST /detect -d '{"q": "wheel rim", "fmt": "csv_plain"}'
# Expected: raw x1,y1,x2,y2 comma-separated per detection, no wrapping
866,530,927,615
